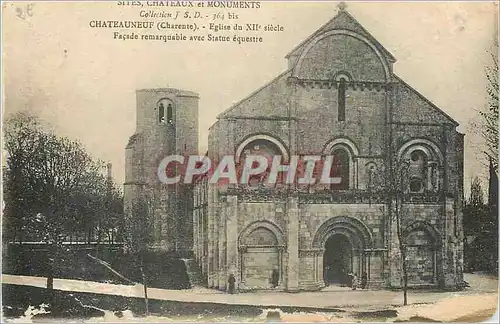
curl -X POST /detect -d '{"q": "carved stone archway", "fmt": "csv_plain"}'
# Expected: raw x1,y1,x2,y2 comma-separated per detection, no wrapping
403,221,442,286
238,221,286,290
312,216,373,287
312,216,373,249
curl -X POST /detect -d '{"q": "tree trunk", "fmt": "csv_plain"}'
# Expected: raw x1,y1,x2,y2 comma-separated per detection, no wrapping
401,250,409,306
46,243,55,313
140,257,149,316
96,222,102,259
395,196,408,306
12,226,17,244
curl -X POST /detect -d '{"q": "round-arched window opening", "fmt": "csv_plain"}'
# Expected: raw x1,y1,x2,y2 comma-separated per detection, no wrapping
334,72,352,82
157,99,174,124
410,177,423,193
239,139,282,187
411,151,420,162
330,148,350,190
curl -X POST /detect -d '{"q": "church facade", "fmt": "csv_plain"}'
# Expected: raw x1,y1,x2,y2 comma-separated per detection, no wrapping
191,8,465,291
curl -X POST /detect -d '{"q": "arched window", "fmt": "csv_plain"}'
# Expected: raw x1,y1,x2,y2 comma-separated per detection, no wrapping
323,138,358,190
338,78,346,121
167,103,173,123
239,139,282,187
330,148,350,190
158,103,165,123
157,99,174,124
397,139,443,193
333,72,351,122
408,150,427,193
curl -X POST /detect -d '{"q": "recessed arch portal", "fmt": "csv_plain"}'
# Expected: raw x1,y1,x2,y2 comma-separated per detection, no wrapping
238,220,285,247
238,221,285,290
323,233,353,284
313,216,373,287
403,221,441,286
312,216,373,250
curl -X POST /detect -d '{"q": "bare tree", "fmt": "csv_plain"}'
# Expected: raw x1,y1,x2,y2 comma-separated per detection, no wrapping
388,158,411,306
4,112,125,306
463,177,487,235
125,196,154,315
480,44,498,172
481,43,499,272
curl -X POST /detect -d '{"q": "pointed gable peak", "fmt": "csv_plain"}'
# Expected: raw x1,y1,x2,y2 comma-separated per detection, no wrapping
322,7,366,33
286,6,396,63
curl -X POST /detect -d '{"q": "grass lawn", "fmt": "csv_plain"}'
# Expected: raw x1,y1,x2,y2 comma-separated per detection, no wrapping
3,246,132,285
3,247,192,289
2,284,264,321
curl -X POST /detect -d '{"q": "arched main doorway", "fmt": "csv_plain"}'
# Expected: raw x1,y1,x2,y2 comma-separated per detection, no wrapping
323,234,352,284
312,216,373,287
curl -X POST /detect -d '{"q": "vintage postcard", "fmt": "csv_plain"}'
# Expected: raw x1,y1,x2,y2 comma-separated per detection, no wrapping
2,0,499,322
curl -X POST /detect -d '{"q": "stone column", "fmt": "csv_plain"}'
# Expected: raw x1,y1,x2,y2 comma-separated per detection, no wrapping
198,208,203,264
214,202,220,289
286,196,300,291
352,250,360,276
218,206,227,290
278,246,285,289
389,210,402,287
317,250,325,289
193,207,199,260
367,249,386,288
226,196,239,288
427,162,438,190
207,185,216,288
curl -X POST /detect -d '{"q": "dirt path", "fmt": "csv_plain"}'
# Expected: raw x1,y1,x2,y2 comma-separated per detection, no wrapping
2,273,497,314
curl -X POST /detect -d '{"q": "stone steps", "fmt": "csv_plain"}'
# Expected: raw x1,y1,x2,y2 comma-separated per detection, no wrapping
182,258,204,287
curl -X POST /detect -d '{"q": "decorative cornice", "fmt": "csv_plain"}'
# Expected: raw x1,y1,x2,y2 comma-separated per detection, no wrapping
299,190,387,204
364,248,389,252
123,181,147,186
219,187,444,204
238,244,286,253
221,116,298,121
136,88,199,98
295,79,389,92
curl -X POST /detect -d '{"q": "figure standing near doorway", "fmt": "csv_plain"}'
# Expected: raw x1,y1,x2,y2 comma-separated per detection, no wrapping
340,267,346,287
361,272,368,289
228,274,236,294
347,272,353,287
271,266,280,288
352,273,358,290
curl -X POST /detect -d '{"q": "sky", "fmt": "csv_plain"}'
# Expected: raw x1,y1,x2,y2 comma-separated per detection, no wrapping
3,1,498,197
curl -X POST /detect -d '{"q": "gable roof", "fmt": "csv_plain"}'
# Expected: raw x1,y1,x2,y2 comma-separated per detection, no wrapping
286,9,396,63
217,69,292,119
394,74,459,127
215,9,459,128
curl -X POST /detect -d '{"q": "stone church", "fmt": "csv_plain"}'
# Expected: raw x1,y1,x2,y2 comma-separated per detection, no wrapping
125,7,465,292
